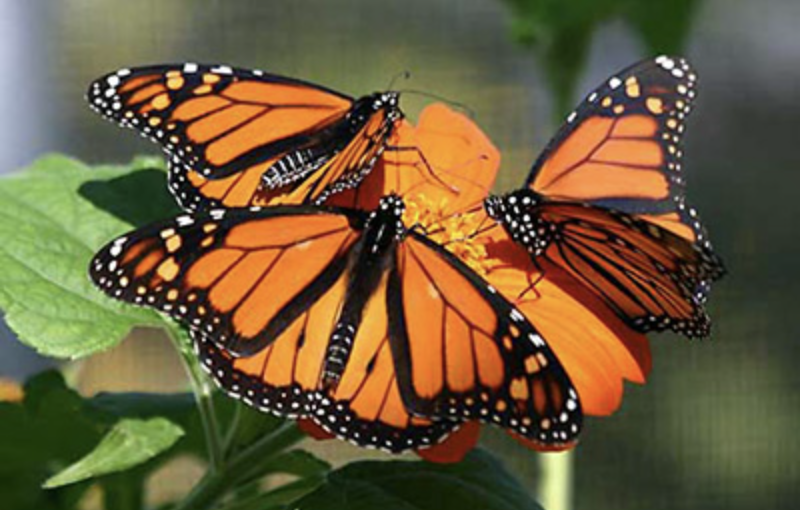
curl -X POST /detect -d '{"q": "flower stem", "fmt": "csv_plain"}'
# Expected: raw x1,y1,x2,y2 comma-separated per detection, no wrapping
222,401,243,457
537,450,574,510
173,422,305,510
167,327,224,472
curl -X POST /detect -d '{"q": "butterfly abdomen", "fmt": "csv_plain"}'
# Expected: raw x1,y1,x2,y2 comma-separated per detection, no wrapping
261,147,330,189
321,195,406,387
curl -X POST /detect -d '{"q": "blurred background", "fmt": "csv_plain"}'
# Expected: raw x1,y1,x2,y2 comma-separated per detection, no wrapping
0,0,797,509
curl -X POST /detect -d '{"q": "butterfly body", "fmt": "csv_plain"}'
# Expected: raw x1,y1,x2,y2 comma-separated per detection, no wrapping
322,195,405,386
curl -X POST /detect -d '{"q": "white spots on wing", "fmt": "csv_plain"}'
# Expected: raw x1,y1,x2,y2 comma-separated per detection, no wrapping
176,215,194,227
656,55,675,70
211,65,233,75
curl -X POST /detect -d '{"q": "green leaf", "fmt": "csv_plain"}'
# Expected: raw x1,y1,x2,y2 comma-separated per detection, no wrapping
294,449,543,510
43,417,184,488
262,450,331,478
499,0,701,119
0,372,105,510
621,0,699,53
0,155,179,358
224,476,326,510
0,372,104,475
0,371,232,508
225,404,289,457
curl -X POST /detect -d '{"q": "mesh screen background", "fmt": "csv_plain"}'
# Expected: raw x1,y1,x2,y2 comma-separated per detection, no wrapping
0,1,797,508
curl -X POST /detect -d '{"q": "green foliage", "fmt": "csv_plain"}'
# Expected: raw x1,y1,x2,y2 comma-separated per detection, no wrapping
0,372,102,510
295,449,544,510
0,372,187,509
43,418,184,489
0,155,178,358
500,0,700,117
0,157,546,510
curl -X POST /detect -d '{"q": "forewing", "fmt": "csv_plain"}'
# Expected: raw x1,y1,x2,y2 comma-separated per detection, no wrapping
87,64,353,210
527,56,710,246
89,206,361,354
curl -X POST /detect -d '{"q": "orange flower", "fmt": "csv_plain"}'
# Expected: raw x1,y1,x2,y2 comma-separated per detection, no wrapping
331,103,651,461
297,418,482,464
0,378,23,403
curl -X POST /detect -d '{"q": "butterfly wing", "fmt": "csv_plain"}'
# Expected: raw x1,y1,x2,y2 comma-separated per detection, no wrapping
88,64,397,210
389,232,582,447
192,276,457,453
268,104,399,206
526,56,709,247
537,203,724,337
89,206,362,354
175,104,398,210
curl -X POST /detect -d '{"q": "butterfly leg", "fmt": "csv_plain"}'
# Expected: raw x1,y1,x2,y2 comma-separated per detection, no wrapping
384,144,460,193
516,257,546,301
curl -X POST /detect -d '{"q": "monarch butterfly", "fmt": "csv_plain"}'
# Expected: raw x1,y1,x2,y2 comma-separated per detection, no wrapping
90,195,582,451
333,103,650,418
87,63,403,211
482,56,725,338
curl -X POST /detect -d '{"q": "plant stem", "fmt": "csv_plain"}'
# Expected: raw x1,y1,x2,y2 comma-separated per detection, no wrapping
174,422,305,510
222,402,243,457
537,450,574,510
103,473,144,510
218,475,324,510
167,327,224,472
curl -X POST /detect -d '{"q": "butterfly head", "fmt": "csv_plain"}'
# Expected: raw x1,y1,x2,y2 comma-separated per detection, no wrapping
365,194,407,241
485,190,552,256
374,91,402,121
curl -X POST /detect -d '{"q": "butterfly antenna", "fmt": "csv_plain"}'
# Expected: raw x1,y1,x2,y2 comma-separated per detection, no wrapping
401,89,476,119
387,70,412,90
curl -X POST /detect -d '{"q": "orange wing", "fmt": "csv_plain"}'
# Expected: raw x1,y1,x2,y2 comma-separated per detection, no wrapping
537,204,723,336
90,206,361,354
526,56,710,247
266,107,398,206
390,233,582,447
483,194,723,337
88,64,400,210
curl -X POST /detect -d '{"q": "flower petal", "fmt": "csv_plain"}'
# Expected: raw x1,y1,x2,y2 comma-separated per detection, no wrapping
478,218,652,416
297,418,335,441
331,104,499,214
415,421,481,464
508,429,578,452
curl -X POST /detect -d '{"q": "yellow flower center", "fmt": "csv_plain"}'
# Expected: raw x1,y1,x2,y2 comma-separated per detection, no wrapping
403,195,495,276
